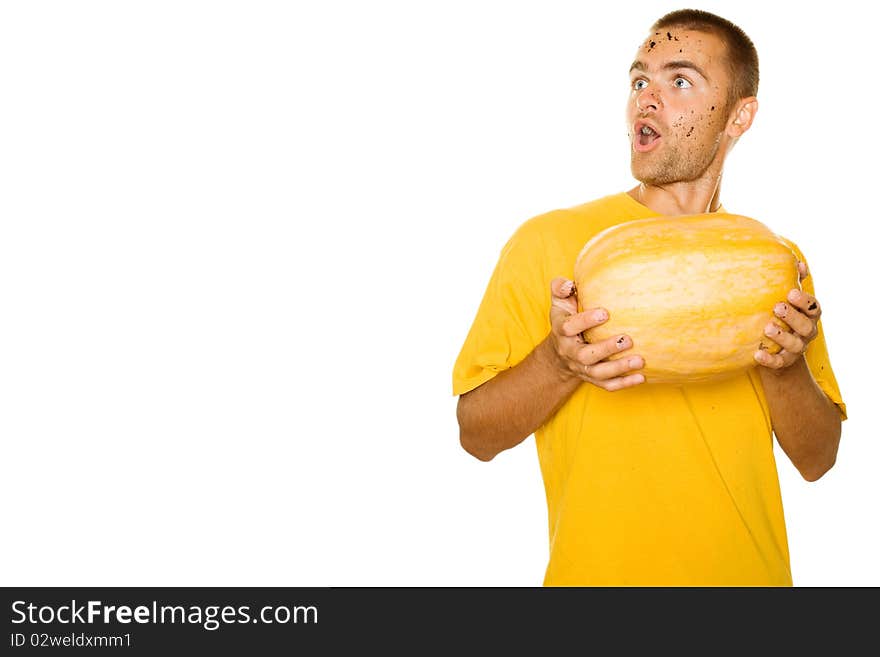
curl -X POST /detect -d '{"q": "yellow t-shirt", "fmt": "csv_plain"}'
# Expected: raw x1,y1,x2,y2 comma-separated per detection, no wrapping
452,192,847,587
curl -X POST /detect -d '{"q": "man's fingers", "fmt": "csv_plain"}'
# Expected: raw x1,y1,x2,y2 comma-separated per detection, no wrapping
547,279,641,388
763,323,806,355
560,308,609,338
797,261,810,281
774,301,816,338
585,354,645,381
595,372,647,391
550,296,578,320
786,288,821,319
550,277,576,299
754,348,797,370
549,278,579,324
576,334,632,366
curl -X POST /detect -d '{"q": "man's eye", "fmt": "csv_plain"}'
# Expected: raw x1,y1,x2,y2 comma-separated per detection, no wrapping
674,77,692,89
633,79,648,91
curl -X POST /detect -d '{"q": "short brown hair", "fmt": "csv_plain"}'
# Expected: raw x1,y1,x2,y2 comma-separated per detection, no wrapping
651,9,759,114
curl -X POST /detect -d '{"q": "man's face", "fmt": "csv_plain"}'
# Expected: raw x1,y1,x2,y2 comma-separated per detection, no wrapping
626,28,734,185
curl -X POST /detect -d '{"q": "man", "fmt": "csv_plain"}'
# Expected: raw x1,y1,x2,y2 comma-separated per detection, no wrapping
452,9,846,586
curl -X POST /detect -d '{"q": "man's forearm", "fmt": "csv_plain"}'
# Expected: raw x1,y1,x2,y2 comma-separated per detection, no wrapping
758,356,842,481
457,336,582,461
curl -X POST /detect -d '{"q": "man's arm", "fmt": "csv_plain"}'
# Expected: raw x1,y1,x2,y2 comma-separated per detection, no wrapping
754,273,842,481
457,337,581,461
457,278,645,461
757,356,841,481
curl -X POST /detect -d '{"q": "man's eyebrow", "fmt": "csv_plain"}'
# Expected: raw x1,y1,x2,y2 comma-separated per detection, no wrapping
629,59,709,80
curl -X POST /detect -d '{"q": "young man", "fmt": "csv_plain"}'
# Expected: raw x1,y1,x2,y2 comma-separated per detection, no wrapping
452,10,846,586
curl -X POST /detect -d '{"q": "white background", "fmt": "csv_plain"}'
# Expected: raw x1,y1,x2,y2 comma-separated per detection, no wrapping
1,1,876,586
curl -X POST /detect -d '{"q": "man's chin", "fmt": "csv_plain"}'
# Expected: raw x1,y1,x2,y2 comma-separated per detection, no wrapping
631,170,664,186
630,162,656,184
631,161,680,186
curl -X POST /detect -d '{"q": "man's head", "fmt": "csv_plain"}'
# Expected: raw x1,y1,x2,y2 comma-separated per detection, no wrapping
627,10,759,186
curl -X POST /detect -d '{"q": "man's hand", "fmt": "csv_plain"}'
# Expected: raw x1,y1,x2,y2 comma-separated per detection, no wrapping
755,261,820,373
547,277,645,391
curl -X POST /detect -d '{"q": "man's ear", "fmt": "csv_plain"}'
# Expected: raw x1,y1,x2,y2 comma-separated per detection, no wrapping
728,97,758,137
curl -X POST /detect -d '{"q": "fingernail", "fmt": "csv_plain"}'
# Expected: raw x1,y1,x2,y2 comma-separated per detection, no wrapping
764,323,778,336
635,374,645,384
774,303,786,316
617,335,628,349
788,290,801,302
594,309,608,321
561,280,574,296
629,357,642,368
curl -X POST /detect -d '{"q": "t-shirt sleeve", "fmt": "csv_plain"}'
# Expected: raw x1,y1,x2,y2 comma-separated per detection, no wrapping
780,237,847,420
452,220,550,397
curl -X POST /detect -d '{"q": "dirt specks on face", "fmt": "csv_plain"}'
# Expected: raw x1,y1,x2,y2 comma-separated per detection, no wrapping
648,40,656,49
711,106,715,111
686,126,694,137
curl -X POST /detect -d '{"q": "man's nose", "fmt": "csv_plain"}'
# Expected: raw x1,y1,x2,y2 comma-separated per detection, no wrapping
636,86,661,112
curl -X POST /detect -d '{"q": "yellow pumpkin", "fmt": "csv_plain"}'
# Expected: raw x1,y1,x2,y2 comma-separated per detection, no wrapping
573,213,800,384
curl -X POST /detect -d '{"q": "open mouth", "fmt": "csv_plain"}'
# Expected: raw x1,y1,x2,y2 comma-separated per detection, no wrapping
634,123,661,152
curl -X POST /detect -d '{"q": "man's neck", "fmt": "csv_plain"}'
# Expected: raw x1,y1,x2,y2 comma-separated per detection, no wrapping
627,178,723,215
